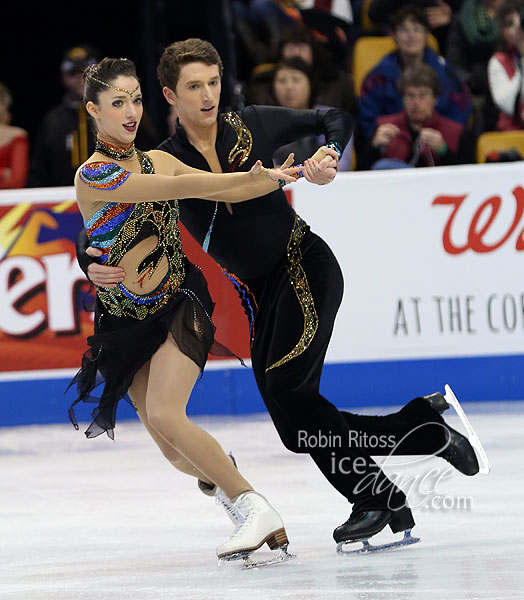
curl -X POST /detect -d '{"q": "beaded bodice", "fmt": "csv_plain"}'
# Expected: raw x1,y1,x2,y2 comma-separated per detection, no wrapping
83,151,186,319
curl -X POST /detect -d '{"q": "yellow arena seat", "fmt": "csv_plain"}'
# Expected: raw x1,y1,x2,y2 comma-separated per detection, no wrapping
476,130,524,163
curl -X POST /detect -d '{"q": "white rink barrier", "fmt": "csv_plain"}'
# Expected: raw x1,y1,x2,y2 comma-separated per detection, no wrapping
294,163,524,363
2,163,524,427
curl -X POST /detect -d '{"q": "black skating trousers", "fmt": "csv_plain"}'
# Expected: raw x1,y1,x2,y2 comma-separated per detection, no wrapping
246,229,448,514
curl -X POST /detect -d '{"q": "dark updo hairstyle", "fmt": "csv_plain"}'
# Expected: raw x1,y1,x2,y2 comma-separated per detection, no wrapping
83,57,139,105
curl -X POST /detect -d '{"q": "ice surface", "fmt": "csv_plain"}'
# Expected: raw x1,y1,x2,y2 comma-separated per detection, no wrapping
1,402,523,600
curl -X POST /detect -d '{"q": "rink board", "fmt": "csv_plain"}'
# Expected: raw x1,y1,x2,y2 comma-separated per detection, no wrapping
2,163,524,427
1,354,524,427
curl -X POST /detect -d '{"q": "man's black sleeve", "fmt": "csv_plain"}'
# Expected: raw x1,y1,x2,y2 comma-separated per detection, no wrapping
76,228,94,278
250,105,353,153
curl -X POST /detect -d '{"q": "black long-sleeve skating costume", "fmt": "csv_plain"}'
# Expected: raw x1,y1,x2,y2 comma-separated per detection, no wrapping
158,106,449,516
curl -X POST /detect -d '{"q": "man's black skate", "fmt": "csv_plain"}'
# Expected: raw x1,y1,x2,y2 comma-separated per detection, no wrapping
442,384,491,474
438,425,479,475
423,392,450,414
334,507,420,554
424,390,480,475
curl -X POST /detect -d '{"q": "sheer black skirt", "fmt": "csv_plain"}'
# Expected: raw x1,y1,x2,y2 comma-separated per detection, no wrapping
68,260,232,439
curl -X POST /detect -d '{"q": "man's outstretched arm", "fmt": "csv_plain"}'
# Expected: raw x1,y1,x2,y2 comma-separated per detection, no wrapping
250,105,352,184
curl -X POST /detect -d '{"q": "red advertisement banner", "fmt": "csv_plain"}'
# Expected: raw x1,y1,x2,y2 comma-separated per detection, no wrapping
0,198,250,373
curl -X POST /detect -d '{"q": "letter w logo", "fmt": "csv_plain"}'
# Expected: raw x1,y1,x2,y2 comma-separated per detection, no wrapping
433,186,524,254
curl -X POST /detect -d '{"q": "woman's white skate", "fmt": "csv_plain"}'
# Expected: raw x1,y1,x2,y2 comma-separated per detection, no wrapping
219,542,296,570
216,491,296,569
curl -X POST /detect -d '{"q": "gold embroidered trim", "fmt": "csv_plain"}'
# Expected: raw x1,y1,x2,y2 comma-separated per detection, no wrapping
266,215,319,371
223,111,253,166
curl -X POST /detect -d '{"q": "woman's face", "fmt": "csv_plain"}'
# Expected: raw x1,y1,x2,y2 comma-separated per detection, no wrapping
394,17,428,59
273,67,311,110
501,11,522,47
88,76,143,146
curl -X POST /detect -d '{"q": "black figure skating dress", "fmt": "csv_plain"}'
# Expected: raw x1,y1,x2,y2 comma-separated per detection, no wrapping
69,150,227,439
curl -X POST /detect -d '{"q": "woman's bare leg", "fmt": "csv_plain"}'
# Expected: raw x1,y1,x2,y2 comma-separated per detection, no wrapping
128,361,211,483
145,334,253,499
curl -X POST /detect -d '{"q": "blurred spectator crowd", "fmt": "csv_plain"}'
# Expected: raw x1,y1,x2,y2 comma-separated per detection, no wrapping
3,0,524,189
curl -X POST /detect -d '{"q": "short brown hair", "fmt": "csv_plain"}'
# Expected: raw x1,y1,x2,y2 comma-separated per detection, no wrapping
398,63,441,97
391,5,429,31
157,38,224,92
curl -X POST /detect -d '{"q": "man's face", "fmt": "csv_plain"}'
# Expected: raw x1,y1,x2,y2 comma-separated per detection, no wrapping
403,85,436,124
165,62,221,130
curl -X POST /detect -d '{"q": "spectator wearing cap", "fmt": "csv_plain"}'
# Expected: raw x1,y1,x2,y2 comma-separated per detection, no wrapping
26,45,98,187
360,63,473,169
0,82,29,188
358,5,472,141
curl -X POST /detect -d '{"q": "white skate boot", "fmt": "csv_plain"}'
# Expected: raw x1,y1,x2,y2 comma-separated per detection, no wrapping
198,482,244,525
216,491,295,568
215,489,245,525
197,453,243,525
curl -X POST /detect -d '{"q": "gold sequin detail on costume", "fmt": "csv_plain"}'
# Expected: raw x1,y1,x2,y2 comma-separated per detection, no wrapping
87,150,186,319
266,215,319,371
223,112,253,166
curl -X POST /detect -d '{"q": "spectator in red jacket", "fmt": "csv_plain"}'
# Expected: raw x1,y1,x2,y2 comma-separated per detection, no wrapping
361,63,473,168
0,82,29,189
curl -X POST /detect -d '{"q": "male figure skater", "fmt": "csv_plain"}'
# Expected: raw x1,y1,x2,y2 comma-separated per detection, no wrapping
77,38,479,551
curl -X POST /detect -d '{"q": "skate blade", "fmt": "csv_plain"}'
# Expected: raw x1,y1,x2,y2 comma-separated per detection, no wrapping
336,529,421,555
218,544,296,569
444,384,491,474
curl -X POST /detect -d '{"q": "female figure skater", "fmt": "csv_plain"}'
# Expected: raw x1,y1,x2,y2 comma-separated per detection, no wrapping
69,57,298,563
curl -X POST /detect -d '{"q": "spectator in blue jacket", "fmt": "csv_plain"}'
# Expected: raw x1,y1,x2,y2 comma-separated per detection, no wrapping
358,5,472,140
